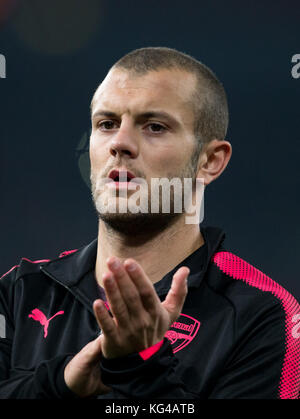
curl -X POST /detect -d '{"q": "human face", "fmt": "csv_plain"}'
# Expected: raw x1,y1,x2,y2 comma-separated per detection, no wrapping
90,68,199,234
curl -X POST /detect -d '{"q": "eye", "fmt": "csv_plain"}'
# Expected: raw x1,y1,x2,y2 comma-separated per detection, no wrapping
97,120,118,130
146,123,167,133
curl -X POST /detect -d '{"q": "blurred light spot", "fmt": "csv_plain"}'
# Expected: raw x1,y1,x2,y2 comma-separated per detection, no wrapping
11,0,103,55
0,0,18,24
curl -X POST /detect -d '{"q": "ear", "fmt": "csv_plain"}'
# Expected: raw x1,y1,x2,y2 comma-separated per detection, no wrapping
196,139,232,186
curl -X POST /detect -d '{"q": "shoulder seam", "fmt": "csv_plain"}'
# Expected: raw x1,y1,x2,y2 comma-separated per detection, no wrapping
0,265,19,281
0,248,78,281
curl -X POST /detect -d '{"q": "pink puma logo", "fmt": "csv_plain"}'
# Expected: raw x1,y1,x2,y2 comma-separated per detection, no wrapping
28,308,64,338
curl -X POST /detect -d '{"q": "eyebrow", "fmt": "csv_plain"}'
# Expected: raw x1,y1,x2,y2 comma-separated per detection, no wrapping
91,110,180,127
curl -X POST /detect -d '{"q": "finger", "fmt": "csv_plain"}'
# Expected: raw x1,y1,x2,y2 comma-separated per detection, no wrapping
123,258,161,312
93,299,118,339
80,334,102,364
101,271,130,327
106,257,145,316
161,267,189,322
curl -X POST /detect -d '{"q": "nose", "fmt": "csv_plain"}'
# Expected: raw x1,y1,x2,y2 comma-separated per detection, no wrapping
109,123,139,159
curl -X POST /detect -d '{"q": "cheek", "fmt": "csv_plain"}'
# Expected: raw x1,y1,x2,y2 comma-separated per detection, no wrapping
148,147,190,177
89,138,108,169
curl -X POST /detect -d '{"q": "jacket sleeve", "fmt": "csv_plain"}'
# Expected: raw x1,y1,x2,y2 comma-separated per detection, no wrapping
208,299,300,399
100,337,199,399
100,298,300,399
0,266,78,399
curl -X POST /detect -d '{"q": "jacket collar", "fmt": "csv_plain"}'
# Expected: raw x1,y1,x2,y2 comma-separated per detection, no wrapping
41,238,98,289
154,225,225,295
41,225,225,303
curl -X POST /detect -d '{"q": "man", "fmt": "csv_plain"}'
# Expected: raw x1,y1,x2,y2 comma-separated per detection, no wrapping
0,47,299,399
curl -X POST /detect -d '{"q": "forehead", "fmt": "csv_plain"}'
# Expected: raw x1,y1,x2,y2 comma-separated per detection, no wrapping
91,68,197,118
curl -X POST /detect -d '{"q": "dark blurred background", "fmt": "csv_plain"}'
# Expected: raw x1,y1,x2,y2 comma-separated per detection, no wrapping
0,0,299,299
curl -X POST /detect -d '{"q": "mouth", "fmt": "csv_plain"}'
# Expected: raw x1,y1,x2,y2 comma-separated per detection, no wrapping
108,169,136,183
106,169,139,190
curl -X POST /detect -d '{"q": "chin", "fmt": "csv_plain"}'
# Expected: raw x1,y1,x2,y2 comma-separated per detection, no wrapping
97,210,180,238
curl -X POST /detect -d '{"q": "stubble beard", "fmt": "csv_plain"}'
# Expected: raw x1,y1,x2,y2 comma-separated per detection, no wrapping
90,155,198,239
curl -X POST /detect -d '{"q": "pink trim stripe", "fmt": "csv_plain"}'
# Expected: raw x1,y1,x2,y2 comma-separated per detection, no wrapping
0,264,19,280
59,249,78,258
1,249,78,280
22,258,50,264
212,251,300,399
0,258,50,280
139,339,164,361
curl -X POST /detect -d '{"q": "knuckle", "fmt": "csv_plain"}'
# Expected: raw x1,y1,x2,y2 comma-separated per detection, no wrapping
103,324,115,337
131,317,150,334
133,318,145,332
113,304,127,318
126,292,139,306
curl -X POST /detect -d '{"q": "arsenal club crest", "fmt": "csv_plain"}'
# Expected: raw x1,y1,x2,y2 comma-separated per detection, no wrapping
165,313,201,353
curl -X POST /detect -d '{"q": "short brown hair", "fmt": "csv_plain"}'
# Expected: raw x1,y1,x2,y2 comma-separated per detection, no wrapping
112,47,229,155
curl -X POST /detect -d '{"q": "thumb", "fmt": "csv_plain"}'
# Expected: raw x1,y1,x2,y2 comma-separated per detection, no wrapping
161,266,189,321
80,335,103,364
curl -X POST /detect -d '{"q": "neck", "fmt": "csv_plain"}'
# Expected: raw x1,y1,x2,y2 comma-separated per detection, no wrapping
95,216,204,287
